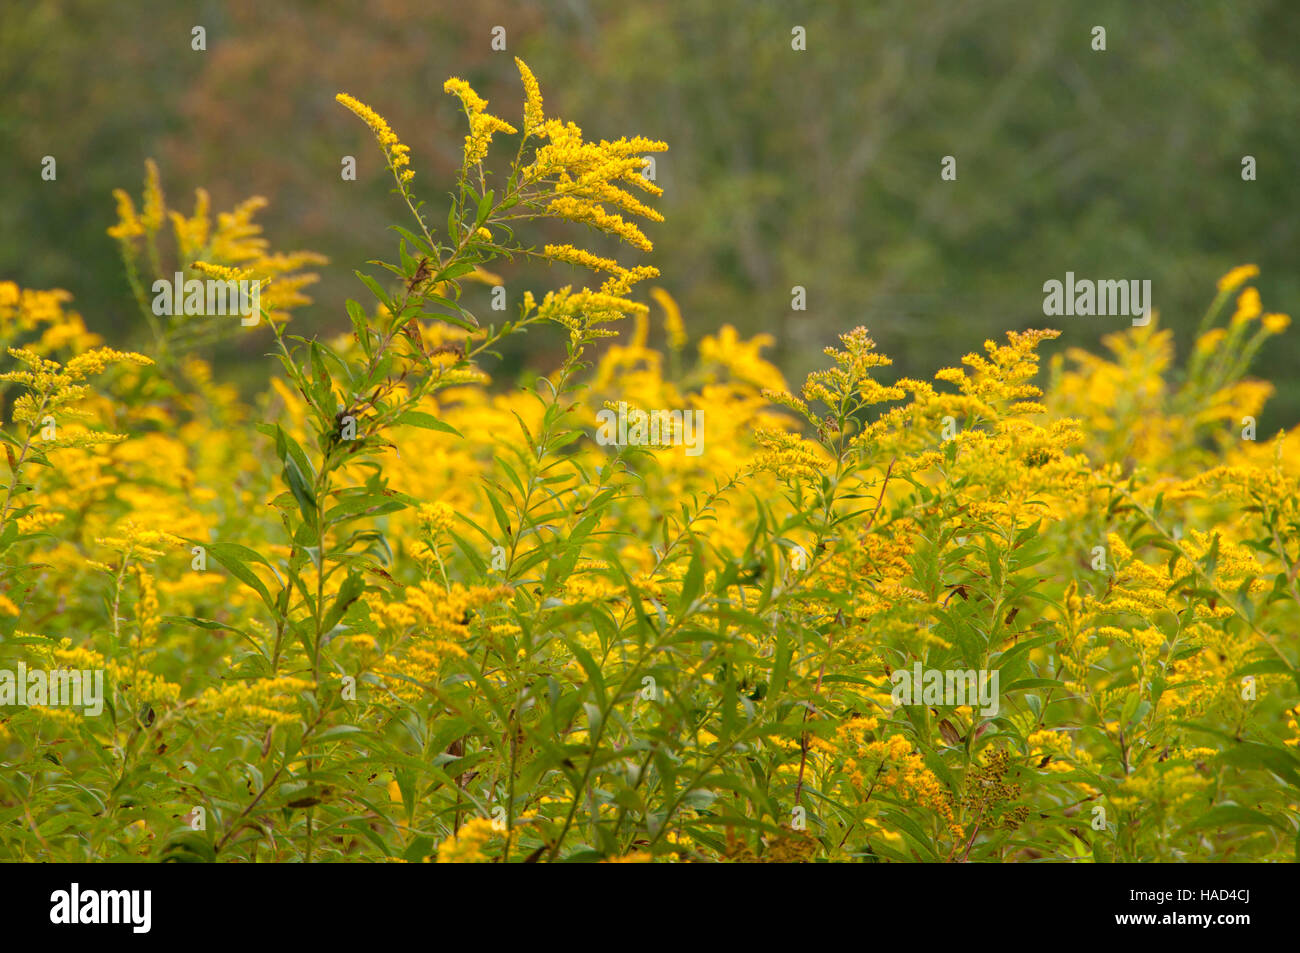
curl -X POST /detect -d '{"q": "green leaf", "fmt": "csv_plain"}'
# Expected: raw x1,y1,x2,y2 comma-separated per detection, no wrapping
346,299,374,358
283,454,318,529
355,270,392,310
1182,805,1288,833
435,260,478,283
395,410,462,438
204,542,277,612
1218,742,1300,788
475,190,495,227
322,570,367,633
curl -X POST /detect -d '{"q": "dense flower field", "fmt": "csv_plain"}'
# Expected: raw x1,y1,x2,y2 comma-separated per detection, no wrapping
2,62,1298,863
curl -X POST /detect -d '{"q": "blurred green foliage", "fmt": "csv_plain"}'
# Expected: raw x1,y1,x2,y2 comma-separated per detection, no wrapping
3,0,1297,427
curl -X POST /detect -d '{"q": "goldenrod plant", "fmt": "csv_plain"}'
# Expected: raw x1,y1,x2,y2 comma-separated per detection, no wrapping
1,62,1297,864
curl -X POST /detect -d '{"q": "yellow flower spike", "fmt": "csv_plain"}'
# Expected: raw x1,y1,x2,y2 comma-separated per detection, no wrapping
441,78,487,114
335,93,400,149
107,189,144,241
651,287,687,351
168,188,211,259
515,57,545,135
546,196,653,251
1217,263,1259,293
191,261,258,283
62,347,153,382
544,243,626,277
336,93,414,183
465,112,516,166
141,158,165,232
1231,287,1262,324
1195,327,1227,355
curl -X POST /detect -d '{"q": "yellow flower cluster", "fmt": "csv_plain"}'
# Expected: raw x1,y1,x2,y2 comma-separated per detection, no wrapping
826,725,964,841
435,817,498,863
192,676,314,725
108,162,327,331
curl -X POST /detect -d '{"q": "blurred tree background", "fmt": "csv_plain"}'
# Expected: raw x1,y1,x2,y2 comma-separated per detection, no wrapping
3,0,1297,428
